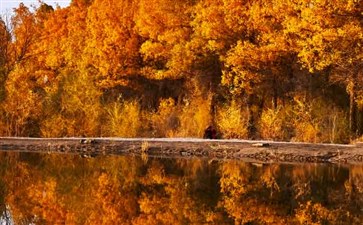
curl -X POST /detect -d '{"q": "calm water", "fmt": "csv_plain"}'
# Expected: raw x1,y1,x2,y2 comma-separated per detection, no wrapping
0,152,362,225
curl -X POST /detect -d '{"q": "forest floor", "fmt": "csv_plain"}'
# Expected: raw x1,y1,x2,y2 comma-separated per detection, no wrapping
0,137,362,164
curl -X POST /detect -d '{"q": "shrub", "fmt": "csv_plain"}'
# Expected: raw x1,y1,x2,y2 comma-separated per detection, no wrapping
291,97,349,143
150,98,180,137
2,66,43,136
41,115,74,137
41,69,102,137
260,106,294,141
216,100,248,139
103,100,143,137
177,96,212,137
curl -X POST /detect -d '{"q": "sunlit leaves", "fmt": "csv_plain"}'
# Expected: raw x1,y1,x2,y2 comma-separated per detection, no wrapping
2,65,43,136
86,0,140,87
136,0,194,79
45,68,102,137
38,7,68,69
0,0,362,138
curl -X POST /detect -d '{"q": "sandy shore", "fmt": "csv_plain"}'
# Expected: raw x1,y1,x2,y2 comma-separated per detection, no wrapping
0,137,362,164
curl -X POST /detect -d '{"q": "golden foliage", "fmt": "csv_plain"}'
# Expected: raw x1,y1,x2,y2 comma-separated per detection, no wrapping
291,97,349,143
86,0,140,88
177,95,212,137
2,66,43,136
150,98,180,137
0,0,362,140
104,100,143,137
41,114,75,137
260,106,293,141
216,100,248,139
41,69,102,137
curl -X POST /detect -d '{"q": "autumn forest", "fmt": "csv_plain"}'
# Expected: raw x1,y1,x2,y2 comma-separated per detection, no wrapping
1,0,363,143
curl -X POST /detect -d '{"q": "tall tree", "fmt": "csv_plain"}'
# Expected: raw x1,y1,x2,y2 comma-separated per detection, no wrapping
285,0,363,137
86,0,141,89
0,17,11,102
1,4,46,136
192,0,297,137
135,0,194,79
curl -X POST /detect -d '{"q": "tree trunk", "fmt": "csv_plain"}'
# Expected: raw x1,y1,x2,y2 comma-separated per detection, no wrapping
206,56,222,126
358,108,363,136
349,91,357,135
246,94,261,139
273,75,278,110
210,91,217,125
247,96,256,139
349,74,358,138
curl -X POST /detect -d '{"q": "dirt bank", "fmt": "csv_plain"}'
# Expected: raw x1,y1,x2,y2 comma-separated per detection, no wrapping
0,137,362,164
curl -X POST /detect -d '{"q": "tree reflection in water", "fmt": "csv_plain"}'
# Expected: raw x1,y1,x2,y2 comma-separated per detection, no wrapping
0,152,362,224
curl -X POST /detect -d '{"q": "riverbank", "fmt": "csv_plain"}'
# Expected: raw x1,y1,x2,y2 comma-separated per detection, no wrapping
0,137,362,164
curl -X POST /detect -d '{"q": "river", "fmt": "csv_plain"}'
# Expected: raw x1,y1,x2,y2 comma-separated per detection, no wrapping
0,151,362,224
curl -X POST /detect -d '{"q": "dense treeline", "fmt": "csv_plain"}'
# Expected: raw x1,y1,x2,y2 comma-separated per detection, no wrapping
0,0,363,143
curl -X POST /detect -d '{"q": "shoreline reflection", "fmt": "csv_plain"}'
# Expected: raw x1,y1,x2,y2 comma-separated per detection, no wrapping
0,152,362,224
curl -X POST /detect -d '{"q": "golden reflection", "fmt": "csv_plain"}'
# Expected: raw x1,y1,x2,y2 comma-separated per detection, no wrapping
0,152,362,224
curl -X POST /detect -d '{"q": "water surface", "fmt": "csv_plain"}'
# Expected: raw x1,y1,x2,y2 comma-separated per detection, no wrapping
0,152,362,224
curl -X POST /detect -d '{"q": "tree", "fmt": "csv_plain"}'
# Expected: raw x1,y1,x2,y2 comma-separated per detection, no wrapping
86,0,141,89
285,0,363,137
193,0,297,138
135,0,194,79
1,4,46,136
0,17,12,102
